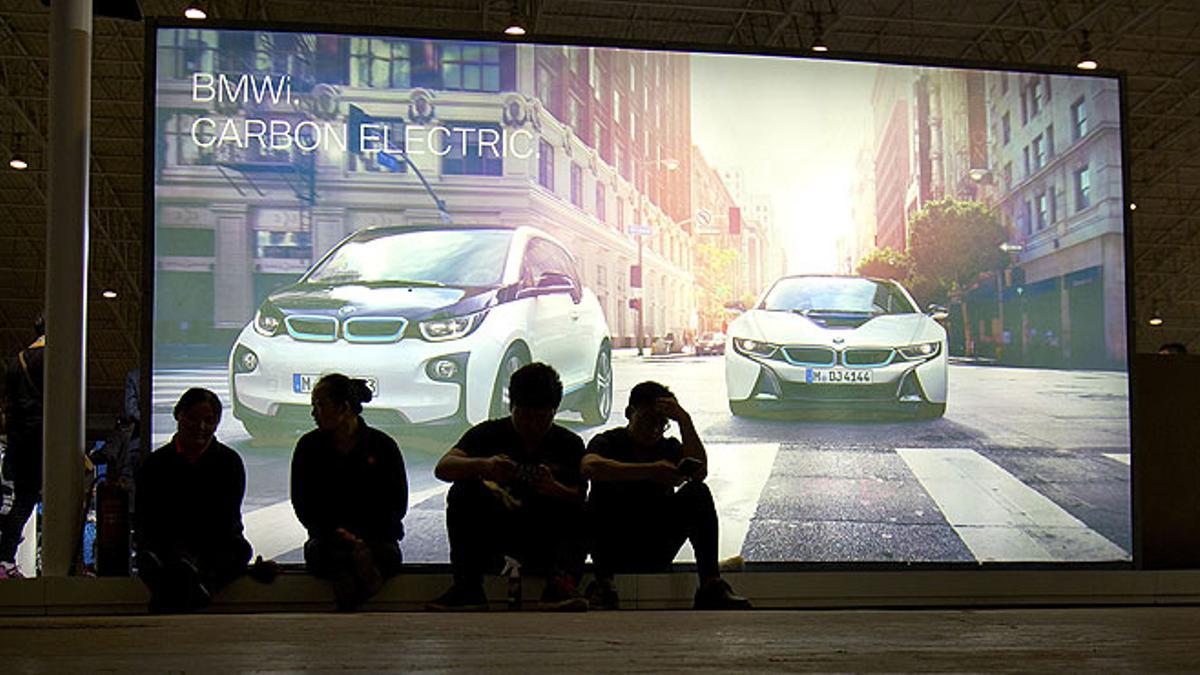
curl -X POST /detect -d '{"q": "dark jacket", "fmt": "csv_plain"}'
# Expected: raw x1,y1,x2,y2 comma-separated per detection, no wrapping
134,438,250,559
290,423,408,544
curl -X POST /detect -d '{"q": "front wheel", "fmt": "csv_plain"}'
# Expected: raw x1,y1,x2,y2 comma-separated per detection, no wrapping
580,347,613,426
489,345,529,419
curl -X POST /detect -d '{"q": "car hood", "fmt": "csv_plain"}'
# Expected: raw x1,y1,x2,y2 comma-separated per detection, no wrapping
731,310,938,347
265,283,498,321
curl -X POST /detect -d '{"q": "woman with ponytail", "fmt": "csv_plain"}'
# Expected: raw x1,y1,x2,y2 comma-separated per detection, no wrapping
290,373,408,610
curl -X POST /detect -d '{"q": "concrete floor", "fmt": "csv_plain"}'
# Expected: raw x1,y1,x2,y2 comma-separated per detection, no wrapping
2,607,1198,672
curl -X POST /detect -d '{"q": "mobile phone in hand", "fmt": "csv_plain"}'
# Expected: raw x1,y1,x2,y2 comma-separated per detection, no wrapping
677,457,703,478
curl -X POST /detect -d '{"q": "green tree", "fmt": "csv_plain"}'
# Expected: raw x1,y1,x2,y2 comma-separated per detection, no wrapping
856,247,912,281
907,198,1008,298
694,242,739,327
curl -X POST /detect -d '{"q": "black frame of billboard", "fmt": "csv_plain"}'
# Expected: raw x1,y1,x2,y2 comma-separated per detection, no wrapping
142,17,1138,572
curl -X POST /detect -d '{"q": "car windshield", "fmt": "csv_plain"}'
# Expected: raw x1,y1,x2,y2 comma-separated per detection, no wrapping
761,277,917,315
305,229,513,287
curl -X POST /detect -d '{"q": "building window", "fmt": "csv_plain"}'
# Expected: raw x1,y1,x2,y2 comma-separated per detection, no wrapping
1023,146,1031,177
1022,199,1033,236
1048,185,1058,223
1029,79,1044,117
568,96,581,132
536,65,554,111
1002,112,1011,145
1004,162,1013,189
1071,97,1087,141
596,182,607,222
441,123,503,176
593,120,605,157
441,43,501,92
256,230,312,260
1035,192,1048,230
617,196,625,232
1001,72,1009,95
349,38,410,88
613,90,622,126
1046,125,1055,158
1074,164,1091,211
538,139,554,191
1020,88,1028,125
570,163,583,208
1032,135,1044,170
588,48,598,93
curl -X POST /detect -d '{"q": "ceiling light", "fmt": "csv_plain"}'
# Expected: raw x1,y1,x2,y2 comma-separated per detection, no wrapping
184,2,207,20
102,289,118,299
810,11,828,52
504,2,527,36
1148,311,1164,327
9,131,27,170
1129,202,1137,211
1076,30,1098,70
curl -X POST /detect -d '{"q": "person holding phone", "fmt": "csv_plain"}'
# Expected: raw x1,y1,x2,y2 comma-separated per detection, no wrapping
581,381,751,610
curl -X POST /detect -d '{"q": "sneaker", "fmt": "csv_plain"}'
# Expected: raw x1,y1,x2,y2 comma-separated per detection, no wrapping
0,562,24,580
425,584,489,612
584,579,619,610
540,574,589,612
693,578,752,610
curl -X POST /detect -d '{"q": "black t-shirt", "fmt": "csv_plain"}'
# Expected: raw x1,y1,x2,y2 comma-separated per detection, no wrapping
454,417,585,503
585,427,683,510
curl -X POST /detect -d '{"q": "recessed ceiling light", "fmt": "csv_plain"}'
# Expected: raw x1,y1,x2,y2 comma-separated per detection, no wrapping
184,3,207,20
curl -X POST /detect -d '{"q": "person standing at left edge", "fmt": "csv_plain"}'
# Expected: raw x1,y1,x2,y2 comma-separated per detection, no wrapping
0,314,45,580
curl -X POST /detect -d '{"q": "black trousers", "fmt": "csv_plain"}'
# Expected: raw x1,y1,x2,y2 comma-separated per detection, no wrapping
304,536,403,580
0,444,41,564
138,538,252,608
446,480,586,586
590,480,720,580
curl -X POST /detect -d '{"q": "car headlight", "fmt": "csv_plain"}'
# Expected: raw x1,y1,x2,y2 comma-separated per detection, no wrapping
732,337,780,358
232,344,259,374
898,341,942,361
419,310,487,342
254,303,283,337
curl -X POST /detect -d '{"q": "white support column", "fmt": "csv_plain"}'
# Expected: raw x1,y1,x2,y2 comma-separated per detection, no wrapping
43,0,92,576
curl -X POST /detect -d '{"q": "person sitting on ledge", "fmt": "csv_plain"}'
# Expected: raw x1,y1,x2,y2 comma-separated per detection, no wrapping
291,373,408,611
582,381,751,610
426,362,589,612
135,388,251,613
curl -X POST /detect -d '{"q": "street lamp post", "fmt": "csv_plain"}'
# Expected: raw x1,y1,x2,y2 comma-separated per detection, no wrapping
630,157,679,357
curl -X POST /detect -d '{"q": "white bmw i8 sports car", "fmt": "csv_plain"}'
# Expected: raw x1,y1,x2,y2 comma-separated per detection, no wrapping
725,275,948,418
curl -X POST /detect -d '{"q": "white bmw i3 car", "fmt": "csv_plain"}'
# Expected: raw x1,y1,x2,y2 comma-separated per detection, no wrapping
229,224,613,439
725,275,948,418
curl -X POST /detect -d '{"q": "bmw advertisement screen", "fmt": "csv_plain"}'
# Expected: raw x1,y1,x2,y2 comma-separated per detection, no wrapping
151,26,1130,565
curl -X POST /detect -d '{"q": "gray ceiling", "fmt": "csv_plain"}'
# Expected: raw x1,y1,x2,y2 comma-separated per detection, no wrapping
0,0,1197,408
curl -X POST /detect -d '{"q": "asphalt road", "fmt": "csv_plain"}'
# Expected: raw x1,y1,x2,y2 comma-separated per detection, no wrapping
150,350,1131,564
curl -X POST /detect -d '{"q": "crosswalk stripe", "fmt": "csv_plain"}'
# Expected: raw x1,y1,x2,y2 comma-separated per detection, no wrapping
896,447,1127,562
1103,453,1131,466
677,442,779,563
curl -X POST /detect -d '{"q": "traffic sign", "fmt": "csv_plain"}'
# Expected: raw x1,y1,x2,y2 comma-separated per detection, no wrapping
696,208,712,229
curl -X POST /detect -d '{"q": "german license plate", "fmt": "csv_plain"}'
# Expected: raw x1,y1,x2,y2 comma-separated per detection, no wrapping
293,374,379,395
806,368,872,384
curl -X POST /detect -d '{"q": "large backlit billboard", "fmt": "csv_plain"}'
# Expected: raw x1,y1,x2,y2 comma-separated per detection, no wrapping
149,25,1131,565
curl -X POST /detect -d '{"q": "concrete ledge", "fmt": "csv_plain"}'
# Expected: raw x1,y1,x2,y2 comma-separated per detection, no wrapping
2,569,1200,616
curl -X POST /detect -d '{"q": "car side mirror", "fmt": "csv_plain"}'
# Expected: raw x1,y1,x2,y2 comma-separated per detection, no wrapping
927,304,949,322
519,272,577,300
